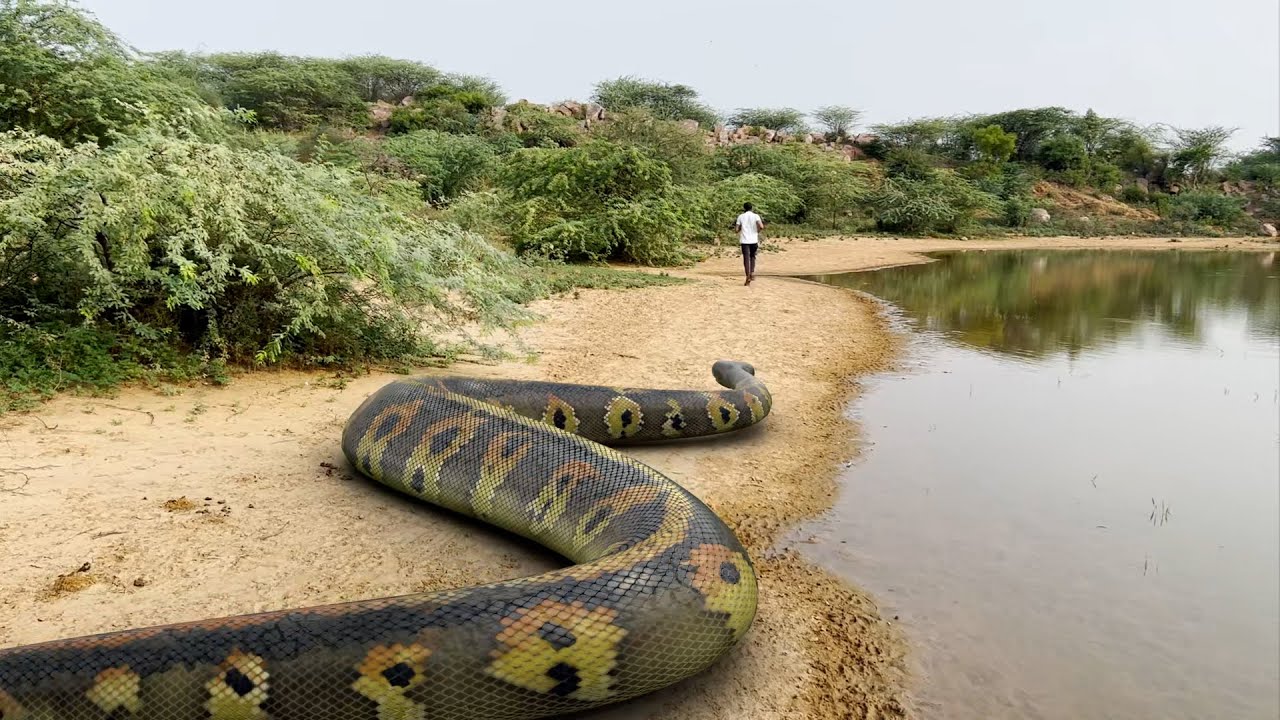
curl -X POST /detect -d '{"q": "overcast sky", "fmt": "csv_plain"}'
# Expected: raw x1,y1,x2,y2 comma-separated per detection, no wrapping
82,0,1278,151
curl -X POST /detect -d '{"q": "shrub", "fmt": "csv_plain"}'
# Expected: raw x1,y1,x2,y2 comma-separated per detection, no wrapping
1037,134,1088,172
597,108,711,184
496,101,584,148
496,141,700,264
1120,184,1149,203
0,130,535,370
1166,191,1246,224
712,142,869,220
869,171,999,233
708,173,804,223
973,124,1017,166
382,130,497,203
389,100,477,135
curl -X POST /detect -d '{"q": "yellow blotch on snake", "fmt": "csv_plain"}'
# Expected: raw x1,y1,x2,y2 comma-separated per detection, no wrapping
604,396,644,439
683,544,757,638
353,643,431,720
744,393,766,423
542,395,580,434
704,395,740,431
487,600,627,701
204,651,269,720
661,399,687,438
86,666,142,714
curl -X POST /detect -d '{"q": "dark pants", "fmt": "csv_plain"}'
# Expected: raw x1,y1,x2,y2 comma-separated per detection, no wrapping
740,242,758,276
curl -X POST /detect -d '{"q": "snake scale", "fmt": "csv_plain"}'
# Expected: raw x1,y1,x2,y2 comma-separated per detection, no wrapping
0,361,771,719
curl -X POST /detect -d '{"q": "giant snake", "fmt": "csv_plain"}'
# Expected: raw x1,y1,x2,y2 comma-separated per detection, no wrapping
0,361,770,719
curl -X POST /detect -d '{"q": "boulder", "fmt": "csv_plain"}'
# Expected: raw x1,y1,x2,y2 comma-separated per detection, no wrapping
399,95,415,107
1029,208,1052,225
1262,223,1278,238
585,103,605,121
678,118,700,132
764,129,777,143
1135,178,1150,193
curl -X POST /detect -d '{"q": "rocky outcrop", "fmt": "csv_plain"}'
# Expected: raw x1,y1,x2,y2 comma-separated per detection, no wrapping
1262,223,1278,238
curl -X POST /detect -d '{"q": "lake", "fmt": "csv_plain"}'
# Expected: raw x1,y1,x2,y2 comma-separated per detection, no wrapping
795,249,1280,720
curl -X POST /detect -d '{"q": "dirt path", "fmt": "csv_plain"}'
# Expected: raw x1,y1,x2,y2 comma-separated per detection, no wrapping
2,235,1272,718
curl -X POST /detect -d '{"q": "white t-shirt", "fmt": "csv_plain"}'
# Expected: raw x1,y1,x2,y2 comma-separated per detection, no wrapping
736,211,763,244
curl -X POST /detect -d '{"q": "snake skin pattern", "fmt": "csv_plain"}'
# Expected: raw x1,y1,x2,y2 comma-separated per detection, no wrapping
0,361,771,719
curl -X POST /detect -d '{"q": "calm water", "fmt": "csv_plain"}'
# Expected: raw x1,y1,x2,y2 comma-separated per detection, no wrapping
796,250,1280,720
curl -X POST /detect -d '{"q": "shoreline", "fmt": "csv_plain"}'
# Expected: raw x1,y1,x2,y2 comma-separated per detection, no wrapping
1,236,1274,718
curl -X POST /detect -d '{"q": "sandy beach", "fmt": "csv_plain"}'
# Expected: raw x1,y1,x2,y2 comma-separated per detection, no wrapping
1,235,1273,718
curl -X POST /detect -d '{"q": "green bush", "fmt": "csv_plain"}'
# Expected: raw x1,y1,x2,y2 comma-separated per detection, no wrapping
869,171,999,233
1120,184,1149,203
598,109,711,184
382,130,497,203
389,100,477,135
1003,196,1033,227
0,130,535,370
708,173,804,222
1037,134,1088,172
712,142,870,222
497,101,584,148
1166,191,1246,224
496,141,700,264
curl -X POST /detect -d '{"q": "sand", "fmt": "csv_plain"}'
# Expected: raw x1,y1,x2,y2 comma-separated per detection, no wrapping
2,235,1273,718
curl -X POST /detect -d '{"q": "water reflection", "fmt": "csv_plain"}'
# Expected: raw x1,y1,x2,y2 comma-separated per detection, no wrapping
797,249,1280,720
801,250,1279,358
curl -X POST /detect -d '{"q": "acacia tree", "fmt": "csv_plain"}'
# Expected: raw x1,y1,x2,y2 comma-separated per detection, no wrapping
727,107,808,134
591,76,719,128
812,105,863,140
0,0,221,145
1169,126,1237,187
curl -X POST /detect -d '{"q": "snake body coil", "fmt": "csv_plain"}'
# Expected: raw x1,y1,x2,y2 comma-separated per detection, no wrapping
0,361,770,719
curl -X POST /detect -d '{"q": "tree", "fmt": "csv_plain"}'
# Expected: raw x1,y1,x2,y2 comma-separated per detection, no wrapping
204,53,367,130
1037,134,1088,172
591,76,718,128
0,0,221,145
1169,126,1237,187
1074,109,1128,157
812,105,863,140
868,118,956,158
973,124,1016,166
337,55,441,103
972,107,1076,161
727,107,808,134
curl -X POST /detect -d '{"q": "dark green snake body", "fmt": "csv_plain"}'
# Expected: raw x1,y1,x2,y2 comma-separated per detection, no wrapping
0,361,771,719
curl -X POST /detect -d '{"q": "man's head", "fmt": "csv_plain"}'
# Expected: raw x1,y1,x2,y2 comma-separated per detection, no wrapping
743,202,753,212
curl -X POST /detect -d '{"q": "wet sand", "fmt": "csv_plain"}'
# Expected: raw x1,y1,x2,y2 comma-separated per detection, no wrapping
1,235,1273,718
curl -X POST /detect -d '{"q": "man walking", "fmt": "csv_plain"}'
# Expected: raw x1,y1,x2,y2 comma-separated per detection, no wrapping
734,202,764,285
